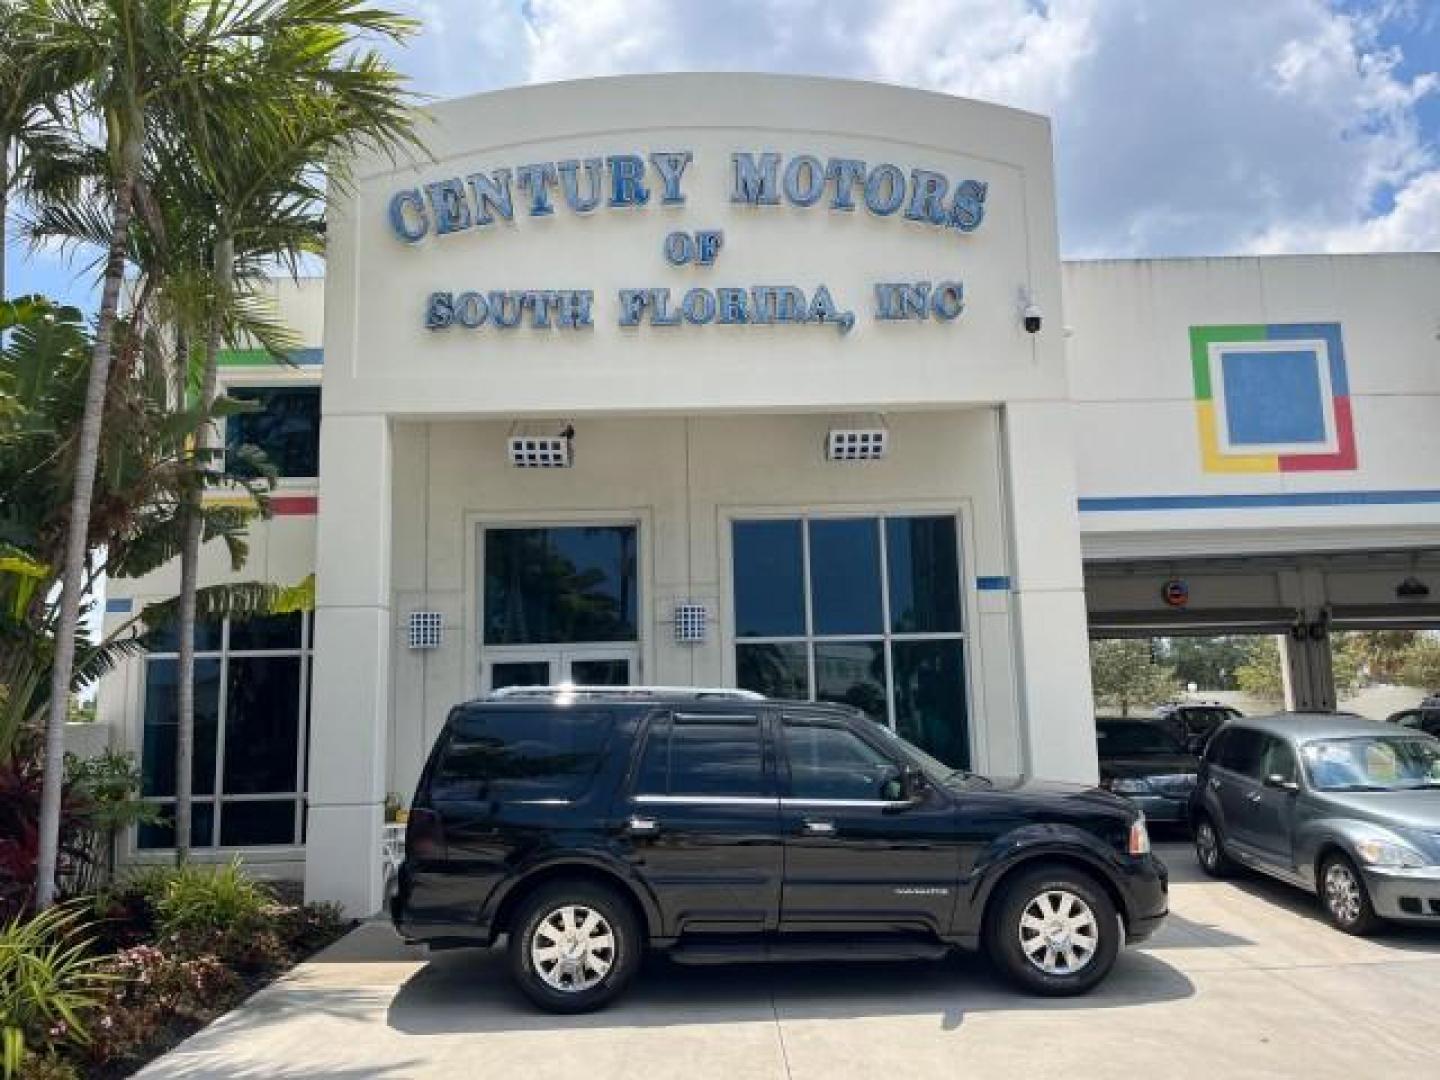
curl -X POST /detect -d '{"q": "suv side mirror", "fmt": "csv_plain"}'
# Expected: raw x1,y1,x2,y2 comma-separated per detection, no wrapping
1264,773,1299,793
900,765,927,802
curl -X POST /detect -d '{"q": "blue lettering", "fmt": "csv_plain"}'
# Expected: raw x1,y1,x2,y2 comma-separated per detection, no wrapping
825,159,866,210
731,152,780,205
489,291,523,328
425,179,472,234
608,155,650,207
557,158,604,213
650,287,680,326
425,291,454,328
696,230,723,265
389,188,429,242
949,179,988,232
783,155,825,206
932,281,964,320
864,165,905,216
515,163,559,216
682,288,716,324
905,170,949,225
465,169,514,225
455,291,487,328
648,151,693,204
619,289,649,327
663,231,695,266
554,291,594,328
717,287,749,323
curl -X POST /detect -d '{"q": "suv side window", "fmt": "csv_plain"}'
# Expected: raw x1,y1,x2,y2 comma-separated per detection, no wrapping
634,712,769,797
432,707,613,801
1204,728,1229,765
1216,727,1265,778
781,717,897,800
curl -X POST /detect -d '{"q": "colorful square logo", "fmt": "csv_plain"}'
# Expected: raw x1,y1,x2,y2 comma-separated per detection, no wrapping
1190,322,1356,473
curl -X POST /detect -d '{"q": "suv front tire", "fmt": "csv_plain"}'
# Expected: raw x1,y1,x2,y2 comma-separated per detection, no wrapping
987,865,1120,996
509,880,642,1013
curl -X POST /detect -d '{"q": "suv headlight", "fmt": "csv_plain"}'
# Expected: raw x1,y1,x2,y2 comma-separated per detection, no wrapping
1354,838,1427,869
1109,778,1152,795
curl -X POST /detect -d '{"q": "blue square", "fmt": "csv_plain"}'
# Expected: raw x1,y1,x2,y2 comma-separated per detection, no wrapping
1221,349,1328,446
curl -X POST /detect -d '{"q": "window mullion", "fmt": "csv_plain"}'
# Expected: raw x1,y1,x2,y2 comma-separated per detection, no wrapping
212,619,229,850
801,517,816,701
877,517,897,729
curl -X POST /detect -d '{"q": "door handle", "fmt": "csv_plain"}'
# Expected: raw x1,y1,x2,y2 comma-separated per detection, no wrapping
627,816,660,835
1245,791,1262,803
801,819,836,837
1209,778,1222,791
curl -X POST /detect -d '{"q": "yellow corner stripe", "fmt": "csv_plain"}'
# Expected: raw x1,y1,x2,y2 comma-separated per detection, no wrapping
1196,402,1278,473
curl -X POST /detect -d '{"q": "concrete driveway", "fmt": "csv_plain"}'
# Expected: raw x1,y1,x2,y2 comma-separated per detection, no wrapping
137,841,1440,1079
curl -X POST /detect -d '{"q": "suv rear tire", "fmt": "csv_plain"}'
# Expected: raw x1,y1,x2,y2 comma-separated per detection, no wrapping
987,865,1120,996
508,881,642,1013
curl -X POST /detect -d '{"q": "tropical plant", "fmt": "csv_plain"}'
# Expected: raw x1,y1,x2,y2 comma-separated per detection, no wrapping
147,858,273,941
0,736,95,920
0,903,107,1078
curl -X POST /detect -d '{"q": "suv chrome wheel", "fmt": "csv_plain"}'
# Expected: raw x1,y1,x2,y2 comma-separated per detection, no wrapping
1018,889,1099,975
530,904,615,992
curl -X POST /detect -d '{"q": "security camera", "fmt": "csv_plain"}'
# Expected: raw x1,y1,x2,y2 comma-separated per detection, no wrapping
1023,302,1043,334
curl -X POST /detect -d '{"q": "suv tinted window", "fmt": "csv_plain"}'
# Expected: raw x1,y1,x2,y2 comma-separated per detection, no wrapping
1216,727,1265,778
1258,736,1298,784
782,718,897,800
432,707,613,801
635,712,767,797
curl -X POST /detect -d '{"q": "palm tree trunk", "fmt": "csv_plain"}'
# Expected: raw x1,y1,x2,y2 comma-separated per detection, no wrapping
34,125,142,910
174,231,232,863
1,145,9,302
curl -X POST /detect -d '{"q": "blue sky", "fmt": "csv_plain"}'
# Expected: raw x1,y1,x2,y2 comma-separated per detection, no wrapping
9,0,1439,312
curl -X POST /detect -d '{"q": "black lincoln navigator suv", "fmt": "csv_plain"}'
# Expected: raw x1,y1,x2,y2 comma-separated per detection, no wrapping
392,687,1168,1012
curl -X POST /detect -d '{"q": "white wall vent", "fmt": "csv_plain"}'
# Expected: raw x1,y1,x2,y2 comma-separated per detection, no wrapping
674,602,708,643
825,427,889,462
407,611,443,650
507,434,572,468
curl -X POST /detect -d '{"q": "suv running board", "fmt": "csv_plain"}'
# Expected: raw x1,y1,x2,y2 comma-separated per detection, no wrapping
669,935,950,966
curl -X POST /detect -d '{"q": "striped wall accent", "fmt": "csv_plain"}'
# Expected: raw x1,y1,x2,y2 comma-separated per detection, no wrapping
205,493,318,516
218,347,322,368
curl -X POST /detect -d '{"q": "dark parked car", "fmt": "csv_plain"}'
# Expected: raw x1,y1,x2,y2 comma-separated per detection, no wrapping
1190,713,1440,934
1096,718,1200,823
392,687,1169,1012
1154,701,1243,754
1387,695,1440,738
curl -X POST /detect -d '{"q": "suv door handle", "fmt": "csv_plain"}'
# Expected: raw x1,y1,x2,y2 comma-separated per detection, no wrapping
627,816,660,835
1245,791,1262,803
1209,778,1222,791
801,819,836,837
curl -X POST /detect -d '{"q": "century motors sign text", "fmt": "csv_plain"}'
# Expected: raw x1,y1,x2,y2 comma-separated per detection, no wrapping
388,152,988,335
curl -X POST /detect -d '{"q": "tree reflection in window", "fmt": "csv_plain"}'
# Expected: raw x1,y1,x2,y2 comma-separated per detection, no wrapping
484,526,638,644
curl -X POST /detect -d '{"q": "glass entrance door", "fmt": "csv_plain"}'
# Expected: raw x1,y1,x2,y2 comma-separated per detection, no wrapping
483,649,637,693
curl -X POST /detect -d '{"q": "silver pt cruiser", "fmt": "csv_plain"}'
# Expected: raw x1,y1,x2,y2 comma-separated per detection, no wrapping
1189,712,1440,933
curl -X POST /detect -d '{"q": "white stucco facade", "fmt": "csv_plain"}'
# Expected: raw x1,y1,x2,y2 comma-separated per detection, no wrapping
95,75,1440,915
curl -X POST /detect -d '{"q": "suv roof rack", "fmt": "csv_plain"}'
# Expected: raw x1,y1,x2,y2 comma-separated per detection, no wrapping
485,685,767,703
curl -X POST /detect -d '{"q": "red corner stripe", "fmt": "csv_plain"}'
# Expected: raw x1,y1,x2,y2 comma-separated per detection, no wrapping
1278,396,1357,472
271,495,319,516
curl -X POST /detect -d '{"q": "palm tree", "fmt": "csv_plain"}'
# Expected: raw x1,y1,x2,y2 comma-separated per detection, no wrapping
162,4,417,861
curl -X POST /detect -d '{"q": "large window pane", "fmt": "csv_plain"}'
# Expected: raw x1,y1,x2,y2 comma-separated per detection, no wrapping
137,802,214,849
893,640,969,768
732,520,805,637
225,385,321,478
736,642,808,699
142,659,220,797
484,526,638,644
815,641,887,722
224,657,301,794
809,519,883,635
886,517,962,633
229,612,302,651
220,800,298,846
145,618,222,654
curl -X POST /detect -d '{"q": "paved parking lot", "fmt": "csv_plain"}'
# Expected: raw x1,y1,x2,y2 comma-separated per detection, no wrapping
139,840,1440,1079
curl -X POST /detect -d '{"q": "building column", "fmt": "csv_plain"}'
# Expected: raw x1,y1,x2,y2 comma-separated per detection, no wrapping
1282,623,1336,712
304,414,392,915
1001,403,1098,784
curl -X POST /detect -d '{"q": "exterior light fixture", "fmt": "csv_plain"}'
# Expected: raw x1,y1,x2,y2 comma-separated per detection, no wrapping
674,602,709,643
507,423,575,468
1397,576,1431,599
825,416,889,462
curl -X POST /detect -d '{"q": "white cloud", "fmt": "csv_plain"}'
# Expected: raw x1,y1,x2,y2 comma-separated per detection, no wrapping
379,0,1439,257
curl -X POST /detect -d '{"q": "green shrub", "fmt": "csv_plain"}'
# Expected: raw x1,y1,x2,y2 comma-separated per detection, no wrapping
15,1054,77,1080
0,905,108,1079
149,859,274,942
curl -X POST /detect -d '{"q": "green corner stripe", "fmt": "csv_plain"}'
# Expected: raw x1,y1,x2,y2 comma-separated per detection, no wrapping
1189,324,1266,401
218,347,322,368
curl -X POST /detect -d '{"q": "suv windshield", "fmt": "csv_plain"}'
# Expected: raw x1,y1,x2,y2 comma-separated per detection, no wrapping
1302,735,1440,792
872,722,992,788
1097,721,1184,756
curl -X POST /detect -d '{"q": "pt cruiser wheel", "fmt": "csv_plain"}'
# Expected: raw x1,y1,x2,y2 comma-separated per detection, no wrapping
1194,815,1235,878
509,882,641,1012
988,866,1120,995
1320,854,1381,936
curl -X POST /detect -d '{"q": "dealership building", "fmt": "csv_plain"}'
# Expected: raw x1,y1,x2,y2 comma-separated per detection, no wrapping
94,75,1440,914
